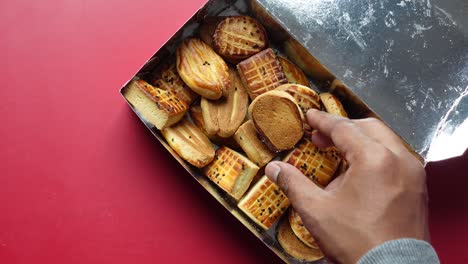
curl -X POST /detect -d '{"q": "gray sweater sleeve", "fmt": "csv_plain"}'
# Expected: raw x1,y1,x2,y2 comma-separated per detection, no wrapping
357,239,440,264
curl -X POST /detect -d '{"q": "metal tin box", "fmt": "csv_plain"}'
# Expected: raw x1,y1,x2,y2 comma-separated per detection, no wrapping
120,0,467,263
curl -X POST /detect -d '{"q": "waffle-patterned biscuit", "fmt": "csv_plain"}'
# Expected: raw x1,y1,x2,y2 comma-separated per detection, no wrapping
176,38,230,100
289,209,320,249
200,68,249,137
275,84,321,116
237,48,288,100
284,138,342,187
233,120,276,167
320,92,348,117
123,79,188,129
277,215,324,262
248,90,304,152
150,63,197,105
238,176,290,229
161,118,215,168
278,57,310,87
213,16,267,63
189,105,241,150
203,147,259,200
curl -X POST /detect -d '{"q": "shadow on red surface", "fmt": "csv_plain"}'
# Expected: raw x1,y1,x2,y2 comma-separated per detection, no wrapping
427,150,468,263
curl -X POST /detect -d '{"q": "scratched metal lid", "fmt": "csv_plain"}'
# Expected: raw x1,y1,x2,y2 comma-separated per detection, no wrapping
258,0,467,162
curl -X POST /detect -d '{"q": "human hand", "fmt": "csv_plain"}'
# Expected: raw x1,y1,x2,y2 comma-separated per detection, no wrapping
265,109,429,264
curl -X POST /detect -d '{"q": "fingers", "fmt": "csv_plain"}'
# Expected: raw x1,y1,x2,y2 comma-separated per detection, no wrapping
353,118,408,156
311,130,334,148
265,161,324,211
306,109,375,163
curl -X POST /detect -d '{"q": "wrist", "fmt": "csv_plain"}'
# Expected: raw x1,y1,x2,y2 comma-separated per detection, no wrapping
357,238,439,264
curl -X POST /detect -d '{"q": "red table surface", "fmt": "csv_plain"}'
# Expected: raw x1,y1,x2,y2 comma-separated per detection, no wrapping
1,0,467,263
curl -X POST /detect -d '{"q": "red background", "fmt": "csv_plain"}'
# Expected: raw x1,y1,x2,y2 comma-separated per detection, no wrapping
1,0,467,263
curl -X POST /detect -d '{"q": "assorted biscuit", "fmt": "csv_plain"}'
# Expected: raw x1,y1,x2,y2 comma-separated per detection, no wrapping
123,79,188,130
200,16,268,63
284,137,342,187
278,57,310,87
238,176,290,229
176,38,230,100
277,216,324,262
161,118,215,168
123,14,354,263
289,209,320,249
233,120,275,167
150,62,198,106
248,90,304,152
203,146,259,200
237,48,288,100
200,68,249,138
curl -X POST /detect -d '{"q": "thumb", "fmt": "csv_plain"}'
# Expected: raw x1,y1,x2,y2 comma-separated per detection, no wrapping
265,161,324,212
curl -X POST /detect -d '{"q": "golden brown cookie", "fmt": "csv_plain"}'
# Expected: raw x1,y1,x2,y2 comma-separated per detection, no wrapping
278,57,310,87
203,146,259,200
161,118,215,168
201,16,268,63
189,104,241,151
284,138,342,187
248,90,304,152
200,68,249,137
238,176,289,229
320,92,348,117
289,209,320,249
276,215,324,262
237,48,287,100
233,120,276,167
123,79,188,129
176,38,229,100
150,62,198,105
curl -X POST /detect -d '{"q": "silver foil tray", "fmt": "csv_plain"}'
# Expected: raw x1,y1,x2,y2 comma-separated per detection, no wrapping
259,0,467,161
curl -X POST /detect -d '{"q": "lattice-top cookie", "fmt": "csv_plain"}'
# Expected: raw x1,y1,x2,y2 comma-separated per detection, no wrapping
276,84,321,115
203,146,259,200
238,176,290,229
212,16,267,63
284,138,342,187
237,48,287,100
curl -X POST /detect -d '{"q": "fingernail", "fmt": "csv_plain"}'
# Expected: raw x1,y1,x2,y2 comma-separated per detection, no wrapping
265,162,281,183
307,108,318,116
